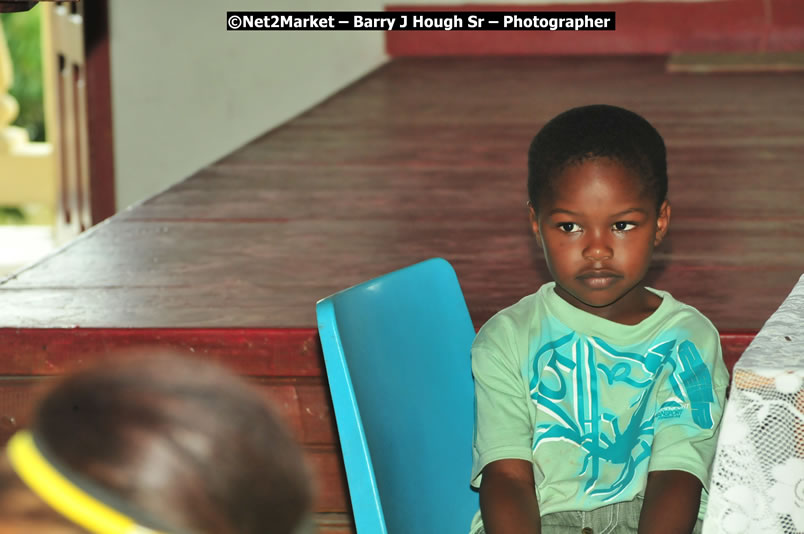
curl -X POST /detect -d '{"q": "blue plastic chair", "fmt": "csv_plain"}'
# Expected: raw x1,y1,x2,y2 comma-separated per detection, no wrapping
316,258,479,534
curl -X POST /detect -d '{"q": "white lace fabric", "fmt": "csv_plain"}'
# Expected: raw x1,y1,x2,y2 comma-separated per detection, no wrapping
703,274,804,534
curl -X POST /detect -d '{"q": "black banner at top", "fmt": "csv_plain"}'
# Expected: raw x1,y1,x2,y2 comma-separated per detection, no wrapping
226,11,616,31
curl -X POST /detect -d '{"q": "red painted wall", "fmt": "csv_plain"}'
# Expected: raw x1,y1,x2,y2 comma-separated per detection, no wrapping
386,1,804,55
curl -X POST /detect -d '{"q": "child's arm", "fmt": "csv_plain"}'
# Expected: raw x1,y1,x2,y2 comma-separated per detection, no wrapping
479,459,541,534
470,311,540,533
638,469,702,534
642,324,729,534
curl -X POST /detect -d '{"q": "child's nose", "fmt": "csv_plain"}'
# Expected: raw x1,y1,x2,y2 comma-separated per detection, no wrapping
583,233,613,261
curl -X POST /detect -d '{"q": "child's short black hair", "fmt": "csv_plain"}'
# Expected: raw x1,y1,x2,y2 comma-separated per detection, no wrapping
528,104,667,212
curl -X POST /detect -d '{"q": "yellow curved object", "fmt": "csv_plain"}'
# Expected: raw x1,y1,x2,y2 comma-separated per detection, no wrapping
6,430,166,534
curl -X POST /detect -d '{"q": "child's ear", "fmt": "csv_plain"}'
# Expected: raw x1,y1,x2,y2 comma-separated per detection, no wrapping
528,202,543,248
654,200,671,246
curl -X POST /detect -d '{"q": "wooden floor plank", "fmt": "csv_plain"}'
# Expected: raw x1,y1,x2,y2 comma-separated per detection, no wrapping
0,217,799,330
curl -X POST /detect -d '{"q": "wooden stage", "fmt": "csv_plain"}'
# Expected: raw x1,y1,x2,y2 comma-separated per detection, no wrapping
1,57,802,532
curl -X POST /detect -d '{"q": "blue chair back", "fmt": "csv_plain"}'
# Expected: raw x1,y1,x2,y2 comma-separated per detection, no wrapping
316,258,479,534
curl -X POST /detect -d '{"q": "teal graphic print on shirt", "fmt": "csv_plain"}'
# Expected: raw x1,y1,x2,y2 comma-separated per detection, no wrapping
528,322,715,502
469,284,729,533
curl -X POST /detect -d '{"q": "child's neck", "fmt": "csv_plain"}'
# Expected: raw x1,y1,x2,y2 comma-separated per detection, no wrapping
554,285,663,326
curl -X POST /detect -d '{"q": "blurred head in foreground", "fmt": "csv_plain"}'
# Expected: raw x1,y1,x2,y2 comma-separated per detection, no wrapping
0,351,313,534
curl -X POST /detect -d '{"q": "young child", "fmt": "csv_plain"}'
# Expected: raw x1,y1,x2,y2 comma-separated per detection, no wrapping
470,105,729,534
0,351,313,534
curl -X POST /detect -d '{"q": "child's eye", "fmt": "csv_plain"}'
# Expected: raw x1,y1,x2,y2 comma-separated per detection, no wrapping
558,223,581,233
613,222,636,232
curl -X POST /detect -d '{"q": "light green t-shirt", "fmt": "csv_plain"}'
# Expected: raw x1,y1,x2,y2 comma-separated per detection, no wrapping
470,283,729,531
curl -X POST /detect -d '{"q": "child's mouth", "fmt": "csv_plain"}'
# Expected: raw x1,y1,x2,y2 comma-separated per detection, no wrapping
577,270,622,289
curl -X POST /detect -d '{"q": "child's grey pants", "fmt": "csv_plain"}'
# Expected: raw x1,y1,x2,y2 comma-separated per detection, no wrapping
474,498,704,534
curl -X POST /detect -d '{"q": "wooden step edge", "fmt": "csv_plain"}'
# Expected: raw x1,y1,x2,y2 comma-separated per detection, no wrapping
0,327,322,377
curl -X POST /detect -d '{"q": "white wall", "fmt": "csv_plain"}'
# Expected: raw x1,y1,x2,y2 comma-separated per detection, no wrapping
109,0,386,211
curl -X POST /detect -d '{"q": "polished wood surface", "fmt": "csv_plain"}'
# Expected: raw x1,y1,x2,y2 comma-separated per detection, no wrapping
2,57,802,330
1,57,802,531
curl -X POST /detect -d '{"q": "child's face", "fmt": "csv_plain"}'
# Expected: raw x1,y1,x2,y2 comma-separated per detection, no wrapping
530,157,670,319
